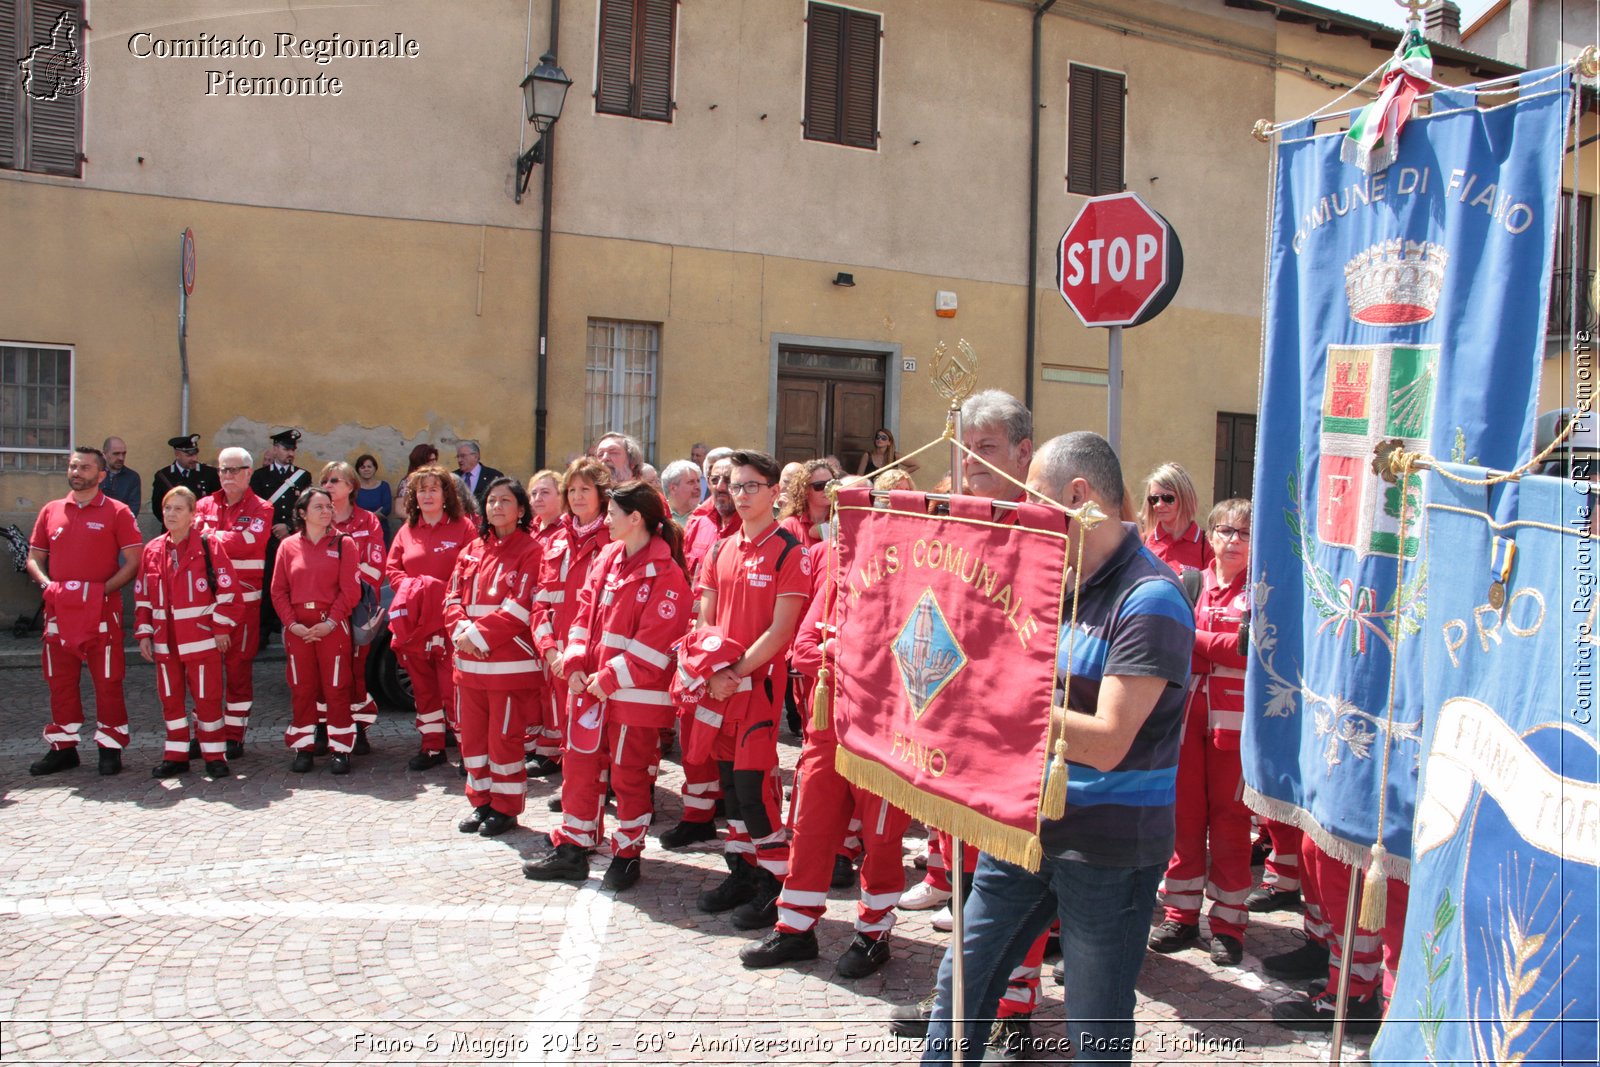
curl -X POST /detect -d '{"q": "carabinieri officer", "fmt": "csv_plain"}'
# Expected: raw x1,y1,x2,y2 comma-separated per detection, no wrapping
150,433,220,518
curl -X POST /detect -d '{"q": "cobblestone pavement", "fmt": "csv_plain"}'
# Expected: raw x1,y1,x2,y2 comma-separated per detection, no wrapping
0,639,1372,1065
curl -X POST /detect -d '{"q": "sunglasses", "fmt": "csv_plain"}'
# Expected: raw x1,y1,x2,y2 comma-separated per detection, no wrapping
1147,492,1177,506
809,479,831,492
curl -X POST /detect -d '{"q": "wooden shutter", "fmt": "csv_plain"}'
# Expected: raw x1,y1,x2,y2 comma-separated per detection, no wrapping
805,3,878,148
840,9,878,148
804,3,842,143
596,0,636,115
24,0,83,176
1067,64,1124,196
636,0,674,121
1067,64,1095,195
0,1,18,170
1093,69,1125,194
597,0,673,122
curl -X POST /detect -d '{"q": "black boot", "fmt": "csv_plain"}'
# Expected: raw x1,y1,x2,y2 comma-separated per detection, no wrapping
151,760,189,778
740,928,819,969
697,858,756,914
352,723,371,755
312,723,329,756
730,867,782,930
28,747,80,776
523,843,590,882
658,818,718,849
97,747,122,776
601,855,641,891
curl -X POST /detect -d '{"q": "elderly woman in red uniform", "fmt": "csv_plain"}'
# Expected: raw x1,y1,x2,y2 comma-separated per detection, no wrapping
445,477,543,837
135,486,242,780
270,486,362,774
320,461,385,753
524,480,692,889
385,465,477,771
1151,498,1254,965
528,457,613,790
1139,462,1213,575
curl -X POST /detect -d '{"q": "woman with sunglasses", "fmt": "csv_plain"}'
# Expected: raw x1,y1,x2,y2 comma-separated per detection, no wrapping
778,458,843,548
319,461,386,755
1138,462,1213,575
855,428,917,477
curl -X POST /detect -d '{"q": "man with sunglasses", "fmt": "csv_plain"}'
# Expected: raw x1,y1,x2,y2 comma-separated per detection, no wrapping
150,433,220,518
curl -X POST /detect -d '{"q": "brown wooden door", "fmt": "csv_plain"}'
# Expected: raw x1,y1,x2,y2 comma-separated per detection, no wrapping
833,380,884,472
777,378,827,465
775,374,884,467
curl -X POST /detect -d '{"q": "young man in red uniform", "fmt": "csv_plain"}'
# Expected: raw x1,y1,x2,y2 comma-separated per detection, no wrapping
26,446,143,776
694,450,810,926
193,446,274,758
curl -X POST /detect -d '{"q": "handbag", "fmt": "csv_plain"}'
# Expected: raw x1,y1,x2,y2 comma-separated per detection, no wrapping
339,536,386,646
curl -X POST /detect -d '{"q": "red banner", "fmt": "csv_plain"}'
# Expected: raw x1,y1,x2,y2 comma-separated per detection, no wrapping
827,487,1070,869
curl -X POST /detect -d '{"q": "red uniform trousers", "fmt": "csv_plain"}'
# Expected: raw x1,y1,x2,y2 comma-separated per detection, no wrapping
399,643,454,753
678,713,724,824
998,932,1052,1018
1300,832,1409,998
553,720,662,856
923,830,979,891
220,602,261,743
1158,705,1253,941
1261,819,1302,892
456,685,530,817
714,680,787,877
156,651,226,759
42,633,129,750
526,673,562,760
350,641,376,725
775,735,911,938
283,607,355,753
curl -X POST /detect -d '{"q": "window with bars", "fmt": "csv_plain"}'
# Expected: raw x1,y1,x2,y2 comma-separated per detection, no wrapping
595,0,676,122
803,2,880,150
1,0,85,177
586,320,660,461
1549,191,1596,348
1067,63,1124,197
1,343,73,472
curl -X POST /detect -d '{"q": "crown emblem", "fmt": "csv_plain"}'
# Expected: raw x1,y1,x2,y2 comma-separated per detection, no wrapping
1343,239,1447,326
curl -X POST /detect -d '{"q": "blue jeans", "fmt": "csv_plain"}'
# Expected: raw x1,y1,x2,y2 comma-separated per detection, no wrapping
921,851,1164,1066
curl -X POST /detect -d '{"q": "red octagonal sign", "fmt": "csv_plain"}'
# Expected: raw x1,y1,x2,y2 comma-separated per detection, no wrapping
1057,192,1183,328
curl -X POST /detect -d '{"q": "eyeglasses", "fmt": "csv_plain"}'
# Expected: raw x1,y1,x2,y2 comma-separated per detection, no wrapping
708,475,732,486
809,480,831,492
1213,525,1251,541
728,481,773,496
1147,492,1177,506
219,465,250,475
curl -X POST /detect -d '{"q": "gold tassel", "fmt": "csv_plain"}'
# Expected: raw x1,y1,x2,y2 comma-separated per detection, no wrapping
811,667,831,732
1041,740,1069,820
1358,841,1388,930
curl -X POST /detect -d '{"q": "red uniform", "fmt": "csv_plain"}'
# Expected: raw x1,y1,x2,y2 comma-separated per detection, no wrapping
529,513,611,761
675,503,739,828
1300,832,1409,998
445,528,542,817
682,497,738,581
134,531,240,760
194,489,273,742
270,530,361,752
331,506,386,726
385,515,476,752
1159,565,1253,941
31,491,142,750
552,537,691,856
698,520,810,876
523,520,563,758
1145,520,1214,574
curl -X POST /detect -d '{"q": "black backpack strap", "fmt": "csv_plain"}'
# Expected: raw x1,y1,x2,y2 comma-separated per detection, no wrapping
199,531,217,591
771,527,803,574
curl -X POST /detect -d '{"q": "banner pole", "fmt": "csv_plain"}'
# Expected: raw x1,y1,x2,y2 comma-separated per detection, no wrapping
1329,861,1363,1064
948,401,967,1066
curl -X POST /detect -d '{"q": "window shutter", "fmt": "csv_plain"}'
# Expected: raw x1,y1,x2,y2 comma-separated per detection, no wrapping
840,10,878,149
0,3,18,170
25,0,82,176
804,3,842,143
636,0,674,121
1094,70,1125,194
596,0,636,116
1066,65,1094,195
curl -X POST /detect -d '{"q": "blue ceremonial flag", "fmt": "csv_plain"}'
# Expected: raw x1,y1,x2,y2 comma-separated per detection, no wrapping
1243,67,1575,873
1372,469,1597,1066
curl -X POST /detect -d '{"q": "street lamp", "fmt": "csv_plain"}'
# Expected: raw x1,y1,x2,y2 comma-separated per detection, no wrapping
516,52,571,204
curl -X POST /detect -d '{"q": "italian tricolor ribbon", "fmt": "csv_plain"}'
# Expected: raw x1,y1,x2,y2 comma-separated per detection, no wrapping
1342,26,1433,174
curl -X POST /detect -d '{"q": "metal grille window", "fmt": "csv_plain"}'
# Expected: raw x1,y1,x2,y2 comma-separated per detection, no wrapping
1,0,86,176
595,0,676,122
803,2,880,150
586,320,659,461
1,343,73,472
1067,63,1125,197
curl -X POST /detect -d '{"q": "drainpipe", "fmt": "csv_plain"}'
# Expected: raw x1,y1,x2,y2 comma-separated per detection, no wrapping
1024,0,1057,413
534,0,561,471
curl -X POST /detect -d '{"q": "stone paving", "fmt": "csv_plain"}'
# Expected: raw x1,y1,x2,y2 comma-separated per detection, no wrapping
0,637,1373,1065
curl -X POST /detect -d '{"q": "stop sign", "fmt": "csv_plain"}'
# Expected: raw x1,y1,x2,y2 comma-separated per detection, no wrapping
1057,192,1183,328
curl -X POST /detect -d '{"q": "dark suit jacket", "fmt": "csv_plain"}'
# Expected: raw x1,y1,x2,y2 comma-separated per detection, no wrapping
460,464,504,507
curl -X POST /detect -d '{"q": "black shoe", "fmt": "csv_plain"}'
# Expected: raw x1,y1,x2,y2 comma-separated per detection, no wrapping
1052,960,1064,985
1262,933,1330,981
1147,920,1199,953
353,724,371,756
459,805,492,833
1210,934,1244,966
29,747,80,776
312,723,329,756
1271,988,1384,1033
988,1015,1035,1059
1246,885,1303,912
98,748,122,776
547,795,563,813
524,754,561,778
835,933,890,978
740,928,819,968
290,752,314,773
730,868,781,929
601,855,641,891
888,991,937,1038
698,860,756,914
225,739,244,760
479,810,517,837
523,843,590,882
187,739,201,760
658,727,675,759
408,749,446,771
831,854,857,889
151,759,189,778
658,818,718,849
1251,835,1272,866
329,754,351,775
444,728,457,749
205,760,231,779
786,706,803,736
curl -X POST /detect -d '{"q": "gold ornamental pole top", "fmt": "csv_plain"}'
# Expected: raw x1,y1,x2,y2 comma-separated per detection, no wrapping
931,339,979,439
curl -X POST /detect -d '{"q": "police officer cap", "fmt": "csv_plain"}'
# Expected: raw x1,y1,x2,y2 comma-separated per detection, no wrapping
167,433,201,451
269,428,302,448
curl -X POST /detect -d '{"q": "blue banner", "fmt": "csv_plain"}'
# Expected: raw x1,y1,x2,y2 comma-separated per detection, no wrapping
1244,68,1574,870
1372,469,1597,1066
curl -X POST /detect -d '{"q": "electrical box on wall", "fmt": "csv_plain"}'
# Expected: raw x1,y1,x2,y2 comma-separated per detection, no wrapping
935,291,957,318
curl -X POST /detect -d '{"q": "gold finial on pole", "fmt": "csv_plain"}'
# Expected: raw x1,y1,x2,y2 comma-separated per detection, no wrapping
931,339,979,411
1394,0,1428,25
1578,44,1599,80
1251,118,1273,143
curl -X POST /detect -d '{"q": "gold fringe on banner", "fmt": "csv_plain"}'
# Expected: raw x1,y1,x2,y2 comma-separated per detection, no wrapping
836,747,1044,872
812,666,832,732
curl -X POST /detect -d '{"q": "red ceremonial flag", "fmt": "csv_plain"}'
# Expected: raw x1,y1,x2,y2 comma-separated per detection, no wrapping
826,486,1071,869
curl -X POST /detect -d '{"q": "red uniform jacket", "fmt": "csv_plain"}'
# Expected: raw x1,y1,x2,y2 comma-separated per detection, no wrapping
530,514,611,658
194,490,273,603
1188,566,1249,738
562,537,692,731
683,497,738,581
387,575,447,653
270,530,361,625
134,531,240,659
445,528,543,691
1145,520,1214,575
385,514,475,653
332,506,386,592
670,626,752,763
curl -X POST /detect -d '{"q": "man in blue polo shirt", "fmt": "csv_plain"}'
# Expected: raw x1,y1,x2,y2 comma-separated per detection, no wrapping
922,431,1194,1066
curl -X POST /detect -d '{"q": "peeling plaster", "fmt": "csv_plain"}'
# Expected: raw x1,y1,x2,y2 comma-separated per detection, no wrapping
213,416,480,481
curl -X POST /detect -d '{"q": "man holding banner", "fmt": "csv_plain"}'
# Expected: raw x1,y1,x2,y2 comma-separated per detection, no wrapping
922,432,1193,1066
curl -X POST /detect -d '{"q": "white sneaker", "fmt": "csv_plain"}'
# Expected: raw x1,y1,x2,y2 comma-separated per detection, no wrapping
931,906,954,932
898,882,953,911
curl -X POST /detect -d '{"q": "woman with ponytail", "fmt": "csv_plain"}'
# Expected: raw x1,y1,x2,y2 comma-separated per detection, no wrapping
524,480,692,890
